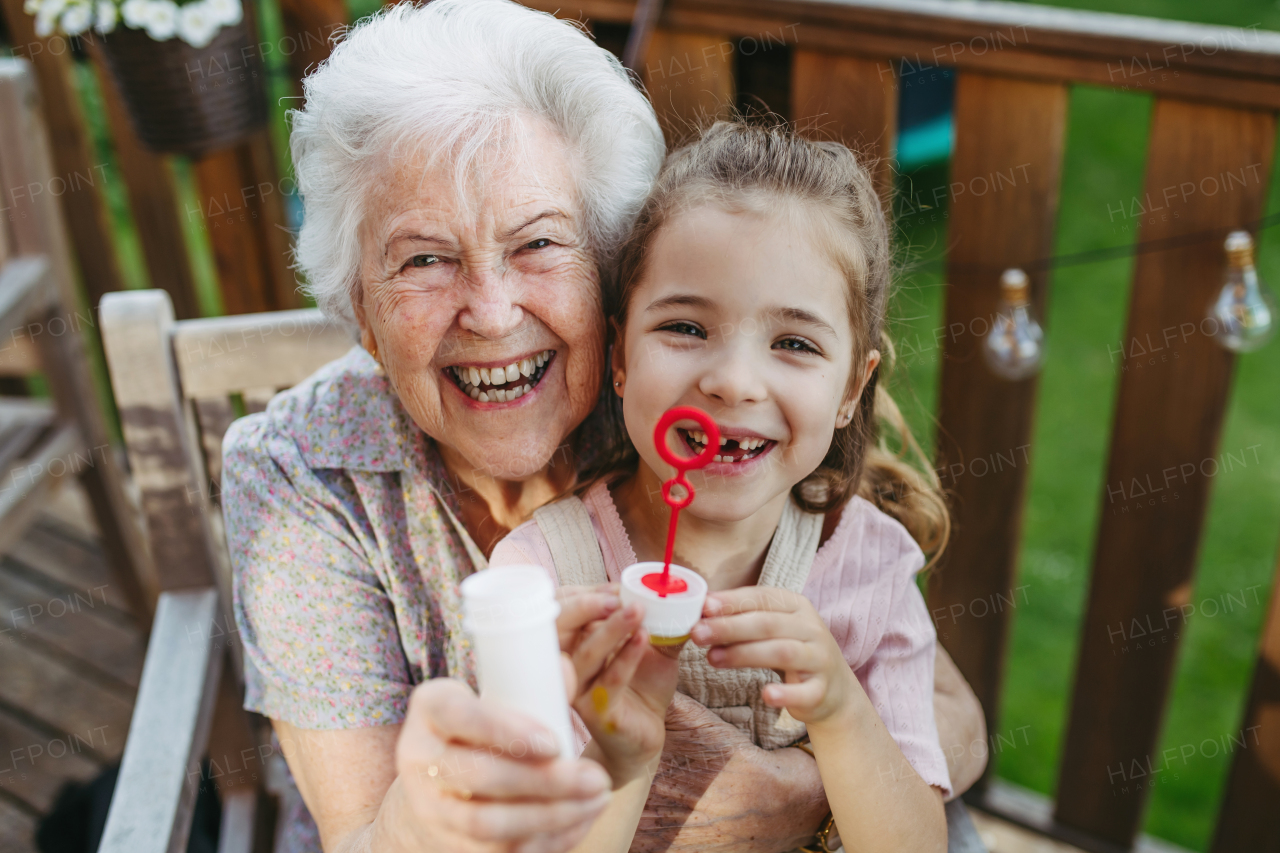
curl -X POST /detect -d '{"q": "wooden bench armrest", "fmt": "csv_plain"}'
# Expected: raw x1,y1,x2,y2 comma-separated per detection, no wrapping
100,588,224,853
0,257,55,343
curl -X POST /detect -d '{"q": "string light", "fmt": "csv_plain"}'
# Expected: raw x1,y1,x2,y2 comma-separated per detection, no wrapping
983,268,1044,381
1209,231,1275,353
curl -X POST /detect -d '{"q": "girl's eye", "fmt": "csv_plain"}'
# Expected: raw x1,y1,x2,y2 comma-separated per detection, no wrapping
775,336,819,354
525,238,551,250
657,321,707,339
410,254,438,268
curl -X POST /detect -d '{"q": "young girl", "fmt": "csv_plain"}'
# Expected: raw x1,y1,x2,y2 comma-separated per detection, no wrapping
491,121,952,852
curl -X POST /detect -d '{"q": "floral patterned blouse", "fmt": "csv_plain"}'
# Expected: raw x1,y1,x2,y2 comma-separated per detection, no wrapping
224,346,486,728
223,346,490,850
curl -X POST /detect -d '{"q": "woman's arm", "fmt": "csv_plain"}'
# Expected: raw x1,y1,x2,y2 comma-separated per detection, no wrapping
635,693,828,853
275,682,612,853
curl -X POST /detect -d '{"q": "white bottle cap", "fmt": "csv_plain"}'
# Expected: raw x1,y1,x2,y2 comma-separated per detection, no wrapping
461,565,560,633
620,562,708,644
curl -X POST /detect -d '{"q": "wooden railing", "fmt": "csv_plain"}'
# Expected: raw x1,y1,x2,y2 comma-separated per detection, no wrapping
518,2,1280,852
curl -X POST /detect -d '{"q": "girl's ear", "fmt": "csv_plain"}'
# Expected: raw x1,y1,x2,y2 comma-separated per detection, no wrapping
609,317,626,397
837,349,882,428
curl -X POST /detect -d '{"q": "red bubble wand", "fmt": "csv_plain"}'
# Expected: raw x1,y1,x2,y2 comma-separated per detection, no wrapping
644,406,720,597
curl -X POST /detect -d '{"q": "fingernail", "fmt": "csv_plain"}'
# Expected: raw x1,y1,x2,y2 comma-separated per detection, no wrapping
704,597,722,615
708,648,724,665
690,624,709,643
601,596,620,611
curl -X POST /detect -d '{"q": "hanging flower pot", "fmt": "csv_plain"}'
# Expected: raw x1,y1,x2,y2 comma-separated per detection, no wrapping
26,0,267,158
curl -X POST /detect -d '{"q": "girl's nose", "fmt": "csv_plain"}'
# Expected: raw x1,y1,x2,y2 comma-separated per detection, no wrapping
698,349,768,406
456,268,524,339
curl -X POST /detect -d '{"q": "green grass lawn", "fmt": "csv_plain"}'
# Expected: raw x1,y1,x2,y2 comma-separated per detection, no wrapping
888,4,1280,849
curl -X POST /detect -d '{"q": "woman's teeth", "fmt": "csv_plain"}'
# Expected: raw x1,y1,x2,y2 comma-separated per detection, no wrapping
451,350,553,403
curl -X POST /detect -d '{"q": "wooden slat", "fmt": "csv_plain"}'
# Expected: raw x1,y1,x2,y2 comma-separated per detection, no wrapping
241,387,276,415
0,639,133,760
0,564,144,689
0,11,125,310
925,73,1068,788
193,134,300,315
99,589,223,853
192,398,237,497
0,708,103,812
1213,536,1280,852
100,291,217,594
84,42,201,321
791,50,897,205
9,522,138,615
276,0,347,85
172,308,352,398
642,28,735,145
1055,99,1276,846
523,0,1280,109
0,797,37,853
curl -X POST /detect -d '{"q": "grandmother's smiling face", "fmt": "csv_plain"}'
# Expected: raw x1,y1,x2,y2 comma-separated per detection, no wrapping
354,120,604,482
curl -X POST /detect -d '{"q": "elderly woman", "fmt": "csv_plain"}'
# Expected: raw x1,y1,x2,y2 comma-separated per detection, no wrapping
224,2,987,851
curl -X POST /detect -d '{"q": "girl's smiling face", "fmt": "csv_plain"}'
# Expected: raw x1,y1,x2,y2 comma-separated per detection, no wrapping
614,199,878,523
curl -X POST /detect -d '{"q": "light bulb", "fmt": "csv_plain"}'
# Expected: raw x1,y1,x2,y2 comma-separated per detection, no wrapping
1209,231,1275,353
983,268,1044,381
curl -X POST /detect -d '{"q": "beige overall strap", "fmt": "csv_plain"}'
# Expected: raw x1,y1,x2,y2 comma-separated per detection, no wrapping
758,497,825,593
677,497,826,749
532,497,610,587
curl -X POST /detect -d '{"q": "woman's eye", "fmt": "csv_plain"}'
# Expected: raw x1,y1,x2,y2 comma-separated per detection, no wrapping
410,254,438,268
775,336,818,354
525,238,552,250
658,321,706,339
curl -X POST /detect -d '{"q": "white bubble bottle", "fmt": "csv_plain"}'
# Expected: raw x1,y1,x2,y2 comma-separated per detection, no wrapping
460,565,576,760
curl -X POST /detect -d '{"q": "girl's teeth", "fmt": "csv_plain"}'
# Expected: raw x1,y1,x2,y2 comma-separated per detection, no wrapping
719,436,729,447
479,367,491,384
504,364,518,382
468,386,480,400
477,391,490,403
469,367,481,385
520,359,533,377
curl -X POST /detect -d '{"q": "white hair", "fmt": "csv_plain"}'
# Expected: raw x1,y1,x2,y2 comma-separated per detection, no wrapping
289,0,665,331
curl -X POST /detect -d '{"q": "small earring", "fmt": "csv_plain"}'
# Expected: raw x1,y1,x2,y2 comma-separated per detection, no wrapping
614,380,622,387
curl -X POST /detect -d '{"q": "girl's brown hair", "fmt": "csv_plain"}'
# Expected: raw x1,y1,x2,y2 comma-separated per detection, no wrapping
587,121,949,563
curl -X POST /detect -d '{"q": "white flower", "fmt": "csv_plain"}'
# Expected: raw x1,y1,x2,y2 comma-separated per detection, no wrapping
23,0,42,16
205,0,240,26
144,0,178,40
32,0,65,35
176,0,219,48
94,0,116,32
120,0,149,27
60,1,93,35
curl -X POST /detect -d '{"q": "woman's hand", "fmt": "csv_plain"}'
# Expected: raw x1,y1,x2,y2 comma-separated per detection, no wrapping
555,584,679,785
387,679,613,853
635,693,830,852
692,587,858,726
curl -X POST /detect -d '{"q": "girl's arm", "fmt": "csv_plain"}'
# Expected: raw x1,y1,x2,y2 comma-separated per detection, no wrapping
693,589,947,853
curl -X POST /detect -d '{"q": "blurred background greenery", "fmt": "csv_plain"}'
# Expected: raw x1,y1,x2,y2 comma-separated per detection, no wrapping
6,0,1280,849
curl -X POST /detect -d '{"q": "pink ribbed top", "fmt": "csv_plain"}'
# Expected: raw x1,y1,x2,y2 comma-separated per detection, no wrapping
490,481,952,796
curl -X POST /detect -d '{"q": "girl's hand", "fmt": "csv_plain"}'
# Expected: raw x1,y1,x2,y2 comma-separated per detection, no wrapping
556,585,680,785
691,587,857,727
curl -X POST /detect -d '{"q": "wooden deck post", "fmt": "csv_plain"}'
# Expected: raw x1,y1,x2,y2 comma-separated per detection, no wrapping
1055,98,1276,847
927,72,1068,790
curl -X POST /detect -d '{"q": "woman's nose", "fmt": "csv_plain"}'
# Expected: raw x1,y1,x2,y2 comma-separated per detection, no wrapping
456,269,524,339
698,348,768,407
